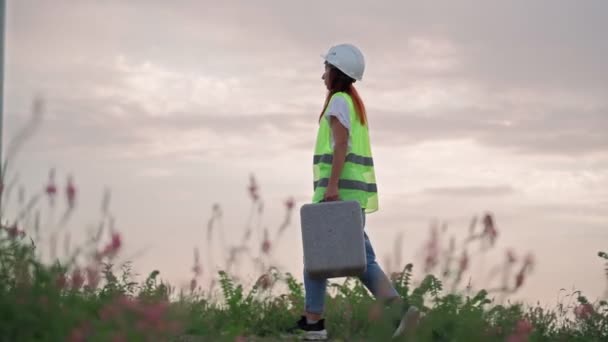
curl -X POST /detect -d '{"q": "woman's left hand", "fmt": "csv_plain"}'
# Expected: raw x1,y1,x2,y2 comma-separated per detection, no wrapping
324,183,340,201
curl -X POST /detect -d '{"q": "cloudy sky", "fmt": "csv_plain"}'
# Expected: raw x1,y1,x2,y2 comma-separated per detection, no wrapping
4,1,607,305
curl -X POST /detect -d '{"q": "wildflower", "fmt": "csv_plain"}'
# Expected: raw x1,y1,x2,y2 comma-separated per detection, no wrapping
71,267,85,290
423,225,439,272
142,301,169,325
459,250,469,273
99,302,119,321
248,174,259,201
261,228,271,254
574,303,594,320
261,239,271,254
7,224,25,239
192,247,202,276
85,266,100,289
66,175,76,208
523,253,535,272
482,213,498,245
45,169,57,206
506,249,517,264
515,270,525,289
506,333,527,342
46,181,57,196
117,295,139,311
285,197,295,210
56,273,67,289
255,273,272,290
99,232,123,259
506,319,533,342
516,319,533,334
110,232,122,250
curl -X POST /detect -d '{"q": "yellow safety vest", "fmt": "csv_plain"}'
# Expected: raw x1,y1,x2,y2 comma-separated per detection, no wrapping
312,92,379,213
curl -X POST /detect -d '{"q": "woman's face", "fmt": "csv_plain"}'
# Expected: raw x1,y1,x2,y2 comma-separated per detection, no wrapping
322,64,331,90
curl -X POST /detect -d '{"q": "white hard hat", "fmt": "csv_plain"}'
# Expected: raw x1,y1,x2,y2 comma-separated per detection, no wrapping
321,43,365,81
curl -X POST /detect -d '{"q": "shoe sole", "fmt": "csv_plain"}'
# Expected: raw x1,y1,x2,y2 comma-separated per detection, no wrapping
302,329,328,341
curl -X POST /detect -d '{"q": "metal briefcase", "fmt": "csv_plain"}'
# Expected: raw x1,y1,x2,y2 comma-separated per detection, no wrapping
300,200,366,279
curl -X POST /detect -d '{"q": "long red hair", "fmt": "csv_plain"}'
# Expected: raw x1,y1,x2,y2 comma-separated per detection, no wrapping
319,65,367,126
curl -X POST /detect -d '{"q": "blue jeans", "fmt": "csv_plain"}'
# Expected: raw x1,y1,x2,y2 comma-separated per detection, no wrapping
304,210,399,314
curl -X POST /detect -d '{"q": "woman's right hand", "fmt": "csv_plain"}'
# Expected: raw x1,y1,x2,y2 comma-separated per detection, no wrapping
323,183,340,201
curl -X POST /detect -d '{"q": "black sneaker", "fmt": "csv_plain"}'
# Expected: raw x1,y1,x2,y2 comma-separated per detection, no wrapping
284,315,328,341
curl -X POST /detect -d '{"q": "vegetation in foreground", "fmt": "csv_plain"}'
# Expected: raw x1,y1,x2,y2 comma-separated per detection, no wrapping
1,105,606,341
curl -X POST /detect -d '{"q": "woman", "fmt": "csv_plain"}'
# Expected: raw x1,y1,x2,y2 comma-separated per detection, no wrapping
287,43,419,340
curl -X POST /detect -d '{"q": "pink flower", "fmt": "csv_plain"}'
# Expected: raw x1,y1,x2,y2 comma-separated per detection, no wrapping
506,249,517,264
45,169,57,206
142,301,169,324
100,232,122,259
117,295,139,311
192,247,202,277
574,303,594,320
248,174,259,201
66,175,76,208
99,303,119,321
515,270,525,289
482,213,498,245
45,183,57,196
423,226,439,272
261,228,271,254
6,224,25,239
261,239,271,254
506,319,533,342
85,266,100,289
523,253,535,271
459,250,469,273
110,232,122,250
285,197,295,210
255,273,272,290
515,319,533,334
56,273,67,289
70,268,85,290
506,334,528,342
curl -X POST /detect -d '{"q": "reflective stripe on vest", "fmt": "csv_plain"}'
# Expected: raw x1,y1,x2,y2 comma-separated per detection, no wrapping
314,178,378,193
313,153,374,166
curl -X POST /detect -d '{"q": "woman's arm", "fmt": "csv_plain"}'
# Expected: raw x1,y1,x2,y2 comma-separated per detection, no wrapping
325,116,349,200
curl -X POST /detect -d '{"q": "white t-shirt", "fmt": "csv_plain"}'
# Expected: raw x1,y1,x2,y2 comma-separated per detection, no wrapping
325,95,352,149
